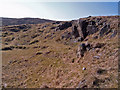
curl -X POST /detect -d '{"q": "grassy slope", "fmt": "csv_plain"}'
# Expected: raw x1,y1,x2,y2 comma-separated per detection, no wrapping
2,16,118,88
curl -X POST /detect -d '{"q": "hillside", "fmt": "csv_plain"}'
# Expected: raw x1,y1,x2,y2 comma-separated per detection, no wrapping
1,17,54,26
2,16,119,88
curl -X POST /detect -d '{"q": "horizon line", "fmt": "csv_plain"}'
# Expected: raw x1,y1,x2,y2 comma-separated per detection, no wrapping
1,14,118,21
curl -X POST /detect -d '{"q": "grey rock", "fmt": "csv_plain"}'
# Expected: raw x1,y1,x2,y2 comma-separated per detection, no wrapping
93,36,98,39
61,32,72,39
72,20,88,39
85,42,91,51
2,47,12,51
77,37,83,42
82,67,86,70
58,22,72,30
99,24,110,37
97,68,107,75
77,79,86,88
87,25,98,35
77,43,86,58
93,43,105,48
110,30,117,38
93,56,100,59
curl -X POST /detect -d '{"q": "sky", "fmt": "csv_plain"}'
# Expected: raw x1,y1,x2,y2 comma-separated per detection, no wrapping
0,0,119,21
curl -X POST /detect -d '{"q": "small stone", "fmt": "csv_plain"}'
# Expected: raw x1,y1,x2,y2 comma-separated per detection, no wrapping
96,49,100,53
82,85,87,88
93,56,100,59
4,83,7,88
93,36,98,39
93,78,99,86
36,52,42,55
97,69,106,75
42,85,49,88
72,59,75,63
82,67,86,70
93,43,105,48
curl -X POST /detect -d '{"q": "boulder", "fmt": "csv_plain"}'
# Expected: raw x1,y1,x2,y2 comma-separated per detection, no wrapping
2,47,12,51
110,30,117,38
85,42,91,50
89,21,96,25
77,37,83,42
77,79,86,88
93,56,100,59
77,20,88,39
77,43,86,58
45,51,51,55
97,68,107,75
52,21,61,24
17,25,30,29
41,85,49,88
77,42,91,58
93,36,98,39
50,27,56,29
72,20,88,39
29,40,39,45
99,24,110,37
42,25,47,29
72,25,80,38
9,28,20,32
61,32,72,40
58,22,72,30
92,78,99,86
93,43,105,48
87,25,98,35
36,52,43,55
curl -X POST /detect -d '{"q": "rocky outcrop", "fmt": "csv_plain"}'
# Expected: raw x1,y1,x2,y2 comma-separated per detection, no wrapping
71,16,118,41
58,22,72,30
72,20,88,39
72,19,99,40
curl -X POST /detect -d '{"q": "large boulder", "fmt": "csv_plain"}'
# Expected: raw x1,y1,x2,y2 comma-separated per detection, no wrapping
72,19,99,39
77,20,88,39
72,20,88,39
